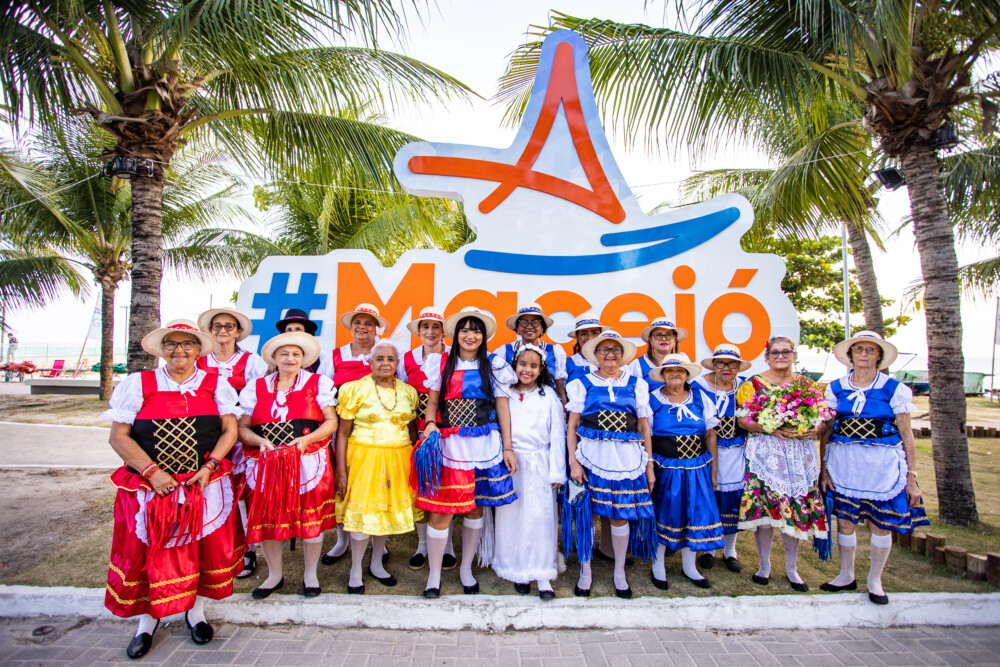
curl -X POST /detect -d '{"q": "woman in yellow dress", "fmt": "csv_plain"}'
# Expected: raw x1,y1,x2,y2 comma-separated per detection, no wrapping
334,339,419,594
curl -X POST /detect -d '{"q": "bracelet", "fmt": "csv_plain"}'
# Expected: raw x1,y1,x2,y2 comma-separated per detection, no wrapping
206,455,223,469
425,420,437,427
907,470,917,478
504,448,514,452
201,460,218,473
139,463,158,479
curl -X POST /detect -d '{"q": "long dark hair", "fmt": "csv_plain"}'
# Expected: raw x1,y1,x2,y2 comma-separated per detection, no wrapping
441,316,494,402
514,347,556,395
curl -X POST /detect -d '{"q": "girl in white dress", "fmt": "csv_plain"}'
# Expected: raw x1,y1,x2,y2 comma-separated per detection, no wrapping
492,345,567,599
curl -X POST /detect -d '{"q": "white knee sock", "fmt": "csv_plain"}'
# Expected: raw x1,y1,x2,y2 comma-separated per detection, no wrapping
460,516,484,587
868,533,893,596
723,533,738,559
348,533,369,587
370,536,390,578
327,526,349,558
610,523,630,590
830,532,857,586
782,532,803,584
302,535,322,588
445,521,456,557
135,613,157,637
755,526,774,578
425,525,449,590
681,547,704,581
577,559,592,590
652,543,667,581
537,578,553,592
186,595,207,625
414,522,428,556
259,540,283,588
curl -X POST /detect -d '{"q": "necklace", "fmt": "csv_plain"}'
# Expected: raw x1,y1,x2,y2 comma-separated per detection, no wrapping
373,376,398,412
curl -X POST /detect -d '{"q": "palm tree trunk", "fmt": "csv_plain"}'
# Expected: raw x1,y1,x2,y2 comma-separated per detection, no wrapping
99,279,115,401
900,143,978,526
128,175,164,371
844,220,885,336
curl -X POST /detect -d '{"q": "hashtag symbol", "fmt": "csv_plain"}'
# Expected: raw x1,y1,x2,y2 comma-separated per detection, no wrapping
250,273,328,353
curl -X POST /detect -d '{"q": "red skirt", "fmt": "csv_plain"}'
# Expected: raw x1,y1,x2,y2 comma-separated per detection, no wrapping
243,442,336,542
105,465,246,619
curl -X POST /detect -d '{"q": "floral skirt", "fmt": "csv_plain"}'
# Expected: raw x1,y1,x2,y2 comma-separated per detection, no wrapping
738,466,827,540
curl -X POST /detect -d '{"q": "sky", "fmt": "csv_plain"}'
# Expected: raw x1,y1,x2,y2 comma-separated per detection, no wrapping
7,1,998,383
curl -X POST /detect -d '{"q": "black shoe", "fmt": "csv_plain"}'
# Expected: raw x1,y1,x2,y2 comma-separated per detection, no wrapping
539,589,555,600
751,574,769,586
463,582,479,595
614,585,633,599
573,584,591,597
235,551,257,579
369,568,397,587
321,550,347,566
682,572,711,589
347,584,365,595
408,552,427,570
126,619,158,659
724,557,743,573
423,587,440,598
184,612,213,645
697,553,715,570
442,553,458,571
820,579,858,592
302,584,321,598
595,549,634,567
868,591,889,605
513,582,531,595
251,577,284,600
650,571,670,591
787,577,809,593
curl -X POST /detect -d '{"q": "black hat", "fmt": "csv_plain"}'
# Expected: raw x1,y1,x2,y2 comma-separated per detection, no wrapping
275,308,318,335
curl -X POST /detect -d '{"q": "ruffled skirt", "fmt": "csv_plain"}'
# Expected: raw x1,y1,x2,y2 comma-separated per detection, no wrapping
339,439,416,536
492,450,559,583
651,452,724,551
831,487,929,533
244,443,336,542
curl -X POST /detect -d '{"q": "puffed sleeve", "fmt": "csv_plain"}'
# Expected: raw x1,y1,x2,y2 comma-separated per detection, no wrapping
566,378,586,414
490,355,517,398
214,377,242,418
315,373,338,408
422,352,442,391
890,380,916,414
635,377,652,420
244,353,270,383
547,392,568,485
238,377,261,416
402,382,419,421
396,355,408,382
552,344,568,381
824,382,838,410
625,358,642,378
336,379,362,420
101,372,145,424
701,394,720,430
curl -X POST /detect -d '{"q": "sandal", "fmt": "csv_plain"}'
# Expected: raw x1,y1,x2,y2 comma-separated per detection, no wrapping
236,551,257,579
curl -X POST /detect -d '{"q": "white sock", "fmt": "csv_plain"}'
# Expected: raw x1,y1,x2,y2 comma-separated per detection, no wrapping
302,536,322,588
652,543,667,580
460,516,484,587
577,559,592,590
755,526,773,578
186,595,207,625
414,522,428,556
782,532,803,584
681,547,705,581
425,525,449,590
259,540,283,588
349,533,368,587
444,521,456,557
610,523,630,590
370,536,390,578
135,614,157,637
724,533,738,559
326,526,349,558
830,532,857,586
557,551,567,574
537,578,553,592
868,533,893,596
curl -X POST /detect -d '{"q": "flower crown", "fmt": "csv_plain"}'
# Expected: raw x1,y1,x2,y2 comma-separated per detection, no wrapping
514,342,548,365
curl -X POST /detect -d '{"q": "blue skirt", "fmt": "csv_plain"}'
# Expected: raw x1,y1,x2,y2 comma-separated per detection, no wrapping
831,488,929,533
474,460,517,507
651,452,724,552
584,469,654,521
715,488,742,536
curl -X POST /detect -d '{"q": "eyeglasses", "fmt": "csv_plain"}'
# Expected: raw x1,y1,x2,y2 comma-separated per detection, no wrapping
517,318,544,327
767,349,794,358
163,340,198,351
595,346,623,357
210,323,237,332
713,360,740,369
851,345,879,355
650,332,675,341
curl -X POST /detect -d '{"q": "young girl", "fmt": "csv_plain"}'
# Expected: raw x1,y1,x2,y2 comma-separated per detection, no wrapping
497,303,569,404
491,345,567,599
626,318,685,393
565,314,607,385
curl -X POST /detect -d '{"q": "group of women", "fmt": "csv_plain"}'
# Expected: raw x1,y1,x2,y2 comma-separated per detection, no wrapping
102,302,928,659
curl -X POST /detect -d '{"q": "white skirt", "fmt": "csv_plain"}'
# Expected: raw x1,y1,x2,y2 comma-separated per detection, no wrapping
492,449,559,583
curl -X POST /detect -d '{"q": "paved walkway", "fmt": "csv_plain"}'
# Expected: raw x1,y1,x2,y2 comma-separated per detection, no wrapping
2,617,998,666
0,422,116,468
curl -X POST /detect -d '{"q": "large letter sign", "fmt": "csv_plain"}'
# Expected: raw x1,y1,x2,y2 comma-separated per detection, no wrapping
237,31,798,367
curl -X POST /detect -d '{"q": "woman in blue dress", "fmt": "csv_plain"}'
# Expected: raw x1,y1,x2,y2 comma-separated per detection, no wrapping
566,330,655,599
819,331,927,605
626,318,684,393
691,344,751,573
648,354,724,590
497,303,568,404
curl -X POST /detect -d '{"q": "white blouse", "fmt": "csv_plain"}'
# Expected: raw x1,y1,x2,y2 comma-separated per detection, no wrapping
421,352,516,398
317,342,373,379
237,371,338,418
823,371,916,416
200,349,269,386
508,386,568,485
102,367,241,425
650,389,720,430
396,345,450,383
565,371,653,420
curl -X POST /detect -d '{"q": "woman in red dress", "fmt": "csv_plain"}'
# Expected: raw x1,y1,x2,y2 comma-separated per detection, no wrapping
103,320,244,659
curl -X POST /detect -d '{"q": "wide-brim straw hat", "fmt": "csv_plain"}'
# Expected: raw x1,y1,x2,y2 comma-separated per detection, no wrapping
275,308,318,335
649,353,703,383
581,330,638,367
700,343,752,372
444,307,497,340
261,332,321,368
198,307,252,341
567,313,610,338
505,302,554,331
339,303,388,331
640,318,689,344
406,306,445,336
833,330,898,370
141,319,216,358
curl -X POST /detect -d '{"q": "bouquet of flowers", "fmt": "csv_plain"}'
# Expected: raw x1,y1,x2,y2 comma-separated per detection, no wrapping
736,377,834,434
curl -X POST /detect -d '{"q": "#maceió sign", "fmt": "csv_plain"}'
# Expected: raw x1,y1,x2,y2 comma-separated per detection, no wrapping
236,31,798,368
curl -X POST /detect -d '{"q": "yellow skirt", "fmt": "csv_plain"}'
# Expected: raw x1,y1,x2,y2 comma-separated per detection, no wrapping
336,439,418,535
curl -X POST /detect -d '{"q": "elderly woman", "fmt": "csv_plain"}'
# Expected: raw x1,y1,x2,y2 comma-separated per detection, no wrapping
627,318,685,393
238,332,338,599
819,331,927,605
566,330,655,599
736,336,827,592
497,303,568,403
103,320,244,659
275,308,321,372
647,354,723,590
335,340,419,593
197,307,268,579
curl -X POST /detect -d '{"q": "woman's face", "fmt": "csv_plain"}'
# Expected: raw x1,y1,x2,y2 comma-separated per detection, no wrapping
351,315,378,345
162,332,200,370
371,346,398,380
594,340,624,372
283,322,306,333
515,350,542,386
209,314,240,347
274,345,304,375
418,320,443,348
712,359,740,384
456,323,484,355
849,343,881,370
516,315,544,343
649,328,677,355
766,341,796,370
662,367,688,391
575,327,603,346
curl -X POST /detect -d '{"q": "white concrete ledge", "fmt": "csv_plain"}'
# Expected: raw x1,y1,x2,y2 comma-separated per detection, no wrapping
2,586,998,632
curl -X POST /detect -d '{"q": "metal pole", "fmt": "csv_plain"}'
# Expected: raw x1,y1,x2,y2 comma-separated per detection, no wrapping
120,305,130,365
842,223,850,337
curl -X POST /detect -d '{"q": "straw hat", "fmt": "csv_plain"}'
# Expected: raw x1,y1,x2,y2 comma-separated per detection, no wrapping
581,330,638,367
443,306,497,340
833,330,898,370
640,318,688,344
505,302,554,331
141,319,215,358
261,332,321,368
406,306,445,336
649,353,703,383
275,308,318,335
700,343,752,372
567,313,610,338
339,303,388,331
197,307,252,341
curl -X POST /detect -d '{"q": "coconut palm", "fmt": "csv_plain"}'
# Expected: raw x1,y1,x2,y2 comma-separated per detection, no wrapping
500,2,998,525
1,0,471,371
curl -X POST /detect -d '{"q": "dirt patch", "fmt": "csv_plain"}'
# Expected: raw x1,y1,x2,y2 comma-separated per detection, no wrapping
0,392,109,427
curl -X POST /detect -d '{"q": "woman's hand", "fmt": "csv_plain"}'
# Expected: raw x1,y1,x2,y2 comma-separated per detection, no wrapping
189,466,212,489
288,436,310,454
646,461,656,489
551,482,563,491
424,421,439,436
773,426,798,440
906,474,922,507
335,466,348,500
798,426,822,440
570,460,587,484
148,468,179,496
503,449,519,474
712,471,718,491
819,468,835,494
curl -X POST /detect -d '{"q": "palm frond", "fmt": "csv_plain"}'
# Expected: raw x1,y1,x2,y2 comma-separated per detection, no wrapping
958,255,1000,299
0,247,89,308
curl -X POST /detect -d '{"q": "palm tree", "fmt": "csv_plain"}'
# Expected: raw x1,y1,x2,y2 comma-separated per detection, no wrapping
0,120,257,398
500,2,998,525
1,0,471,371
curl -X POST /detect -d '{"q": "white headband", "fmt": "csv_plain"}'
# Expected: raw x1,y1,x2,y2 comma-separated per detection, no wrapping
514,342,547,365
